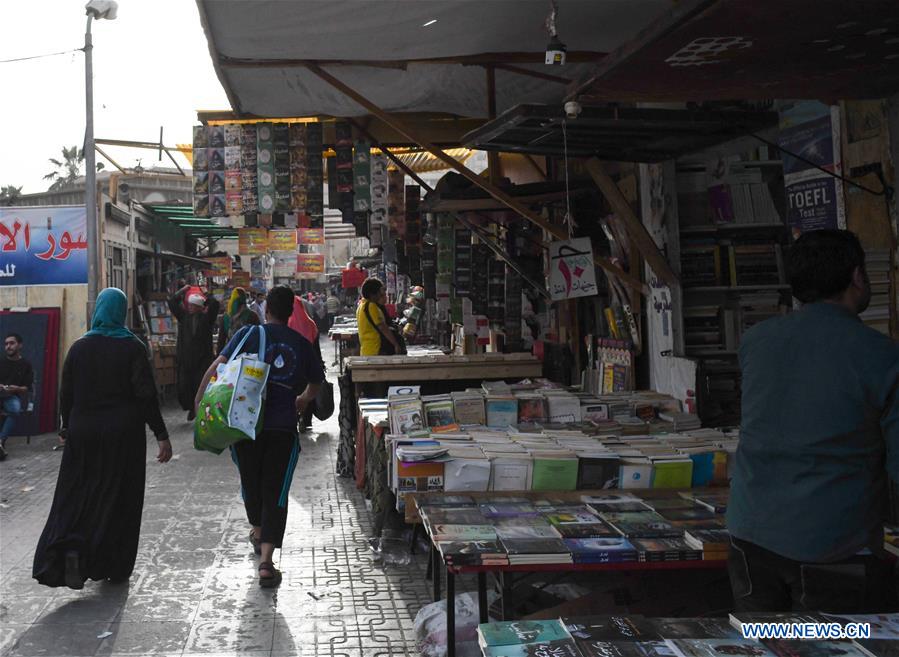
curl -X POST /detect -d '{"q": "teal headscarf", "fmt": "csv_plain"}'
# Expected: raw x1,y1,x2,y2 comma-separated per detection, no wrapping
85,287,137,339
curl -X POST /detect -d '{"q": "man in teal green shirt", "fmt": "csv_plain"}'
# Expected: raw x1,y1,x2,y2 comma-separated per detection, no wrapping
728,229,899,613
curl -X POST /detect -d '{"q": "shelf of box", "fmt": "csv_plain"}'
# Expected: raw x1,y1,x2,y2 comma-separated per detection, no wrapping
682,285,790,293
680,223,787,235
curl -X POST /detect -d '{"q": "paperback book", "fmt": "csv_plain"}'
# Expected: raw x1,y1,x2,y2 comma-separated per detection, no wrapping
632,537,702,562
599,511,683,538
564,616,662,641
564,537,639,563
479,620,573,647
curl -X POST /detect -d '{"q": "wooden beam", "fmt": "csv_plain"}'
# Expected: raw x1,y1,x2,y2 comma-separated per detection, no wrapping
494,64,571,85
220,51,606,69
523,154,548,181
305,62,647,295
485,66,502,185
584,157,679,289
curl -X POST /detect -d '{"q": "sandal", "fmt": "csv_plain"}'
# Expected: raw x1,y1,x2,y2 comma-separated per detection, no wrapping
258,561,282,588
248,531,261,555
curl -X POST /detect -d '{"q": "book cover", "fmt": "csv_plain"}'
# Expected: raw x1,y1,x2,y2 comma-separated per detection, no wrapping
480,502,541,518
632,537,701,561
553,522,622,539
532,457,579,491
578,641,682,657
543,506,605,525
454,396,486,425
854,640,899,657
518,397,548,424
578,457,622,490
684,529,730,551
421,507,487,526
479,620,572,647
647,617,742,639
619,460,654,489
484,639,582,657
425,399,459,433
672,639,778,657
658,508,719,522
644,498,699,511
500,537,571,555
651,460,694,489
599,511,683,538
589,501,651,514
766,641,868,657
429,524,497,542
493,518,561,540
564,537,638,563
438,539,506,562
564,616,661,641
487,398,519,429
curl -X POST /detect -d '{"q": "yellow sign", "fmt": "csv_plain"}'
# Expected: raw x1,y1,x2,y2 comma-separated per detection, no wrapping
238,227,269,255
298,227,324,245
269,229,297,251
297,253,325,274
204,256,232,278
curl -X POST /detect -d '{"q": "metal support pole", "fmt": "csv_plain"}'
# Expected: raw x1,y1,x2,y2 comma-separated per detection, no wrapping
446,568,456,657
431,545,441,602
84,15,98,321
478,572,488,623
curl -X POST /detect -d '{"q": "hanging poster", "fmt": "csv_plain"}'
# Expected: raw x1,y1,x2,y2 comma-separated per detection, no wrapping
238,227,270,255
549,237,598,301
370,154,388,226
272,251,297,278
298,228,324,245
269,229,297,252
778,101,845,236
230,270,251,288
0,206,88,286
297,253,325,274
204,256,233,279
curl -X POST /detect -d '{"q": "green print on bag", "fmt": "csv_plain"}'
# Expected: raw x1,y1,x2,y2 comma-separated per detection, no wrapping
194,325,269,454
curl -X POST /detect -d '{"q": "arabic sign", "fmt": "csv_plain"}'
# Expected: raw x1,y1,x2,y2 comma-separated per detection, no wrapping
269,229,297,251
238,227,269,255
272,251,296,278
297,227,324,245
0,206,88,286
297,253,325,274
230,270,250,288
204,256,233,279
549,237,598,301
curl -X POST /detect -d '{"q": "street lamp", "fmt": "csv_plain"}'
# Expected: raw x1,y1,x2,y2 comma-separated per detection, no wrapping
84,0,117,321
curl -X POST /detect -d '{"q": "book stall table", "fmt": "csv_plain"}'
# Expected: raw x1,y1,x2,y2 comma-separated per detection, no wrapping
346,352,543,384
411,489,732,657
328,325,358,375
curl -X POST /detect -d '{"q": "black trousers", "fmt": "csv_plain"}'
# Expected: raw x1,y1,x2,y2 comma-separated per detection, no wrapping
232,430,300,548
728,536,897,613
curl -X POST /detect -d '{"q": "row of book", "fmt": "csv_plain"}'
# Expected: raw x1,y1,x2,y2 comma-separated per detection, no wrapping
680,241,785,289
477,613,899,657
379,382,691,437
860,248,893,336
379,419,738,511
421,491,730,567
684,291,785,356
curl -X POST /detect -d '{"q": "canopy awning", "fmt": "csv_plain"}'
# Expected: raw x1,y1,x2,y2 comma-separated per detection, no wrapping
568,0,899,102
195,0,672,118
141,203,239,240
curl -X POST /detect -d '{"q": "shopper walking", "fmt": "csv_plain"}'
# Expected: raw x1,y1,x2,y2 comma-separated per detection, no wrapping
169,284,220,420
326,292,340,328
33,288,171,589
728,230,899,613
288,293,324,432
216,287,260,355
194,285,324,587
0,332,33,461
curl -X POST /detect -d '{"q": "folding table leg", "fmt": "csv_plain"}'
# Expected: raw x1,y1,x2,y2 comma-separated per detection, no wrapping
431,545,441,602
478,572,488,623
446,568,456,657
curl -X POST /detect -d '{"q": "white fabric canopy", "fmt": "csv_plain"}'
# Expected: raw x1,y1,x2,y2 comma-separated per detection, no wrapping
197,0,671,118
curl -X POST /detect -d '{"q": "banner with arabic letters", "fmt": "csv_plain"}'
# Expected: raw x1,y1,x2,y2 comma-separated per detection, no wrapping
0,206,88,286
549,237,598,301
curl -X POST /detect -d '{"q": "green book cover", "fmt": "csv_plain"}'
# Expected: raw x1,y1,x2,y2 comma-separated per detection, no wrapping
531,458,579,491
479,620,571,647
651,460,694,489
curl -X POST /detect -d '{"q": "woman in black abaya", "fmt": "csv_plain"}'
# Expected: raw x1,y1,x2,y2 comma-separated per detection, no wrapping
33,288,172,589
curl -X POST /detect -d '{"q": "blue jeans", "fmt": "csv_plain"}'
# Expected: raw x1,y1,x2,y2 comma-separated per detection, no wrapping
0,396,22,442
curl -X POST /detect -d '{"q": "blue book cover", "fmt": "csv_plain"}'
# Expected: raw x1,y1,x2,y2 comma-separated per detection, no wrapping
479,620,572,647
564,537,638,563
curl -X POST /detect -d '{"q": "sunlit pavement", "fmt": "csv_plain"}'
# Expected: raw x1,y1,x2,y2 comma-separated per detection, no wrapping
0,338,432,657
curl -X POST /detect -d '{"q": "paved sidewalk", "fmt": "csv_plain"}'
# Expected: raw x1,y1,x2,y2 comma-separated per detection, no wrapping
0,353,432,657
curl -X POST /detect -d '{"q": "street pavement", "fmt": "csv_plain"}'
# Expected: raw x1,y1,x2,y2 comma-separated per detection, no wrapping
0,343,432,657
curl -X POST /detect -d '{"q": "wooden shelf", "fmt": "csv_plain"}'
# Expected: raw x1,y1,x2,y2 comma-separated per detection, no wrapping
680,223,787,235
683,285,790,293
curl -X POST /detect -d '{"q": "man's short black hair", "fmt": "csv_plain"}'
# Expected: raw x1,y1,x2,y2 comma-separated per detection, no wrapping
5,333,22,344
787,229,866,304
266,285,295,323
361,278,384,300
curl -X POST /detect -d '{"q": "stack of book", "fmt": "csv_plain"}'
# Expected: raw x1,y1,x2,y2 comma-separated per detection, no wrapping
479,619,580,657
860,248,893,335
727,243,784,286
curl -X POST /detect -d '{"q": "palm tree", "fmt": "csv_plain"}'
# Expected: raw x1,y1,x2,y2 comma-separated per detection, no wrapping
0,185,23,206
43,146,103,191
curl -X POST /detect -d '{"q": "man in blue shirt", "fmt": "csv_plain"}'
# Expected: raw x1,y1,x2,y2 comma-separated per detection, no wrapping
728,229,899,613
194,285,325,588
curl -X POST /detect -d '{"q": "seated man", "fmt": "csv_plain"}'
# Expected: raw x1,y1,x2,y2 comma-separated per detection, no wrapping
0,333,33,461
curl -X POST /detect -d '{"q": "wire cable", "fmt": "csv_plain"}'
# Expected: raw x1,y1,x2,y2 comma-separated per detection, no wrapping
0,47,83,64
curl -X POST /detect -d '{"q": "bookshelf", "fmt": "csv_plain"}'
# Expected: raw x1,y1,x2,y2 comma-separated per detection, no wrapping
675,145,791,426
